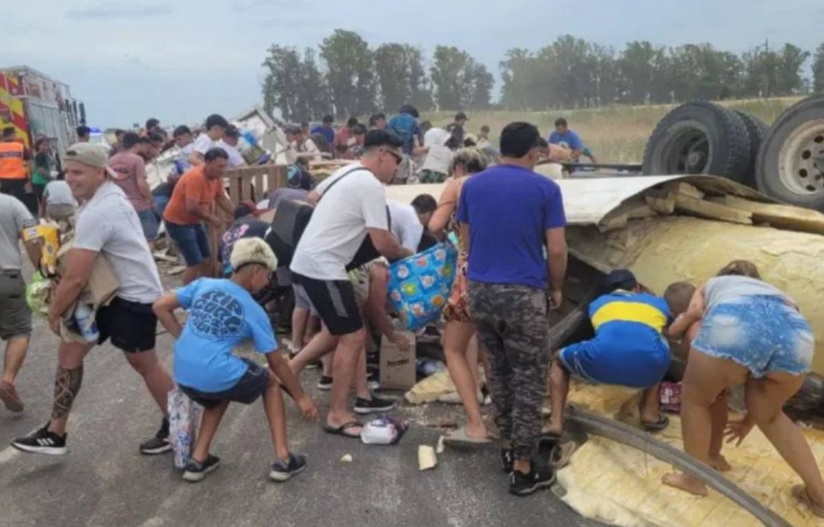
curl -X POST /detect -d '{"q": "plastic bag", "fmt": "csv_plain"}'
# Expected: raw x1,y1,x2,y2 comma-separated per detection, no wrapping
168,388,204,469
360,416,410,445
25,272,52,318
387,242,458,331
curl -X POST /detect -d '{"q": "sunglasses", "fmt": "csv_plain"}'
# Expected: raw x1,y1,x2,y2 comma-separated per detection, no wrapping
383,148,403,164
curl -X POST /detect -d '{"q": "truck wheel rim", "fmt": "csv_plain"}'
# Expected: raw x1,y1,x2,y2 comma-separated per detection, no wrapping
778,119,824,196
661,122,712,174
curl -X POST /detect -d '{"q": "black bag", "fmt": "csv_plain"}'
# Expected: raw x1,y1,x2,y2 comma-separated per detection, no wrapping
265,167,390,271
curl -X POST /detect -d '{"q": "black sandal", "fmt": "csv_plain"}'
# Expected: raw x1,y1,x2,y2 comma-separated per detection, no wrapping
323,421,362,438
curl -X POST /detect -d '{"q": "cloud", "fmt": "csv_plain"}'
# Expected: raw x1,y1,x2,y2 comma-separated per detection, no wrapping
67,3,172,19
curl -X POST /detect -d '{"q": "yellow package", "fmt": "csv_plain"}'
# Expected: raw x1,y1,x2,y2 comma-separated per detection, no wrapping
22,224,60,275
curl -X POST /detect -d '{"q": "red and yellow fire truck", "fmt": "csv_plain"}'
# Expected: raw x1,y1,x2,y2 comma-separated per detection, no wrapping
0,66,84,158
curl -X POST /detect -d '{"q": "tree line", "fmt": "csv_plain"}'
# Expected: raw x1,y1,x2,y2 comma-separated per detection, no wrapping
261,30,824,121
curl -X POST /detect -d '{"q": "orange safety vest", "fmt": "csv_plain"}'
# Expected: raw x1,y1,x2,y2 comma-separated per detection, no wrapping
0,141,26,180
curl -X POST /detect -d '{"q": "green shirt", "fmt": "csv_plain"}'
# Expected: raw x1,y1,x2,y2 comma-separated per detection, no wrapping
32,152,51,186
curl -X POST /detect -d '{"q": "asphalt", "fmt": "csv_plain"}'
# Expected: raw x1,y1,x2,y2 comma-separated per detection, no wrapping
0,267,602,527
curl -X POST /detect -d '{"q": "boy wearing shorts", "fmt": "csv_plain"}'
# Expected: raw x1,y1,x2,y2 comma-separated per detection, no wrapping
153,238,318,482
546,270,678,437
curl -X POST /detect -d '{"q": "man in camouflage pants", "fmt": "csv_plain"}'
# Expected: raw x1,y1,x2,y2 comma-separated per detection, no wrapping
457,122,568,497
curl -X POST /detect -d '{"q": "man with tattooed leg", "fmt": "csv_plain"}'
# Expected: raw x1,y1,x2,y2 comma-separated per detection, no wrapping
11,143,175,456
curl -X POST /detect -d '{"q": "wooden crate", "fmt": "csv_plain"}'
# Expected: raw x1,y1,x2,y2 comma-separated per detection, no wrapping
224,164,287,205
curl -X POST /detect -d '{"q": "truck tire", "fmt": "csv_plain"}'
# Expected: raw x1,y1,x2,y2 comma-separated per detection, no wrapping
755,94,824,210
733,110,769,189
643,102,751,182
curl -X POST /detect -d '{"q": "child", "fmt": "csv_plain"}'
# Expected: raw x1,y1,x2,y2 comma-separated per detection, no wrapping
153,238,318,483
546,270,674,438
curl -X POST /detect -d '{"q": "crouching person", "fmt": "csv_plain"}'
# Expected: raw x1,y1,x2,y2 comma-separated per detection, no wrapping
546,270,675,437
153,238,319,483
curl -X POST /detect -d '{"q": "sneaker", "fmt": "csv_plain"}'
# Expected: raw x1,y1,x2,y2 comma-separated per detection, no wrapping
183,454,221,482
306,360,322,370
509,463,556,497
11,424,67,455
139,419,172,455
317,376,333,391
269,453,308,482
367,380,380,391
354,396,395,414
500,448,513,473
0,380,24,413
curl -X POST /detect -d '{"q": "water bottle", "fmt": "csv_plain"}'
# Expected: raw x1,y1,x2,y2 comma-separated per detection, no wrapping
73,303,99,343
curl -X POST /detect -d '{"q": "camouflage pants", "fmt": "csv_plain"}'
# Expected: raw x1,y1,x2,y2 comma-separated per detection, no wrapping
468,281,550,461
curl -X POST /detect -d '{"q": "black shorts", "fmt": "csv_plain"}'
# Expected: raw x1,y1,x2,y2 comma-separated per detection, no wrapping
293,273,363,336
96,297,157,353
179,358,269,409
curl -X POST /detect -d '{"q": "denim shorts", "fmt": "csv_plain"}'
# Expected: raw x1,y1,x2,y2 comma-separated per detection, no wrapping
166,221,211,266
136,209,159,241
693,295,814,377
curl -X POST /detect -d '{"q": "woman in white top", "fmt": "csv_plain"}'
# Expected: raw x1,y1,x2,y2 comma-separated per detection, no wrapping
664,260,824,517
417,126,464,183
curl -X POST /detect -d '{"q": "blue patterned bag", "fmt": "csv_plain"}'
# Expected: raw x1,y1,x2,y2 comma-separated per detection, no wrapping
388,242,458,331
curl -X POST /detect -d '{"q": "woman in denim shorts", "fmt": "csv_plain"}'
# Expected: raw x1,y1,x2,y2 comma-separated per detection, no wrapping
663,260,824,517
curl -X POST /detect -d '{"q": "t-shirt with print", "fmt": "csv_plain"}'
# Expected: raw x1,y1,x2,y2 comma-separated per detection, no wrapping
109,151,151,211
387,200,423,252
457,164,566,289
219,219,270,275
549,129,583,151
0,194,36,271
163,165,225,225
73,181,163,303
192,134,220,156
290,163,388,281
173,278,277,393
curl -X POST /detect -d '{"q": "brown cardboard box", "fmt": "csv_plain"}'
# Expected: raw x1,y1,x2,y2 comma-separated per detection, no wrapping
379,331,416,390
55,241,121,343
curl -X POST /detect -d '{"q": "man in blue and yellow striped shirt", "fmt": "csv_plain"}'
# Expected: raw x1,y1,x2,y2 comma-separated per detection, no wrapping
547,270,674,437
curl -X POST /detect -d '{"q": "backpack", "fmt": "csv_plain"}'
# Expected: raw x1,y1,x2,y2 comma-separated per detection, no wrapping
265,167,391,271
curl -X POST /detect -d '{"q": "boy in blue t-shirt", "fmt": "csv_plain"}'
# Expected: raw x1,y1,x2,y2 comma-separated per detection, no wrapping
153,238,318,483
546,270,679,438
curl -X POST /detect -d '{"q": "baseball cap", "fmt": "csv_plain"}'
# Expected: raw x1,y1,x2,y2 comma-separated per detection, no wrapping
231,238,278,272
604,269,638,292
65,143,109,169
455,111,469,121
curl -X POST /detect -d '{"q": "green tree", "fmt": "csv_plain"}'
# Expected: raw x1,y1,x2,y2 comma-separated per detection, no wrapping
500,48,535,110
431,46,471,110
468,63,494,109
776,43,810,95
813,44,824,93
261,45,303,120
295,48,329,120
319,29,377,118
374,44,433,112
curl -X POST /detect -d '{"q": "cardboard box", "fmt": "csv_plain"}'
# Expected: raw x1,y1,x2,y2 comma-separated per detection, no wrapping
55,240,121,343
379,331,416,390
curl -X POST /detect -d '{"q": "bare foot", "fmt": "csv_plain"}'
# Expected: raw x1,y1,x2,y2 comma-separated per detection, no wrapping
708,454,731,472
662,472,709,496
542,422,563,437
465,423,488,440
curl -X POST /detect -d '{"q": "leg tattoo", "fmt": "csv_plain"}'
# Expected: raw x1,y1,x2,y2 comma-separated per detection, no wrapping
52,364,84,420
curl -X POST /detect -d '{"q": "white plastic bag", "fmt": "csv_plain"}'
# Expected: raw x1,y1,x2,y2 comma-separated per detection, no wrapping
167,388,204,470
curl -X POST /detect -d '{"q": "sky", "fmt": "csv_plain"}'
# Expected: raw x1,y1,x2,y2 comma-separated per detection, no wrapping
4,0,824,128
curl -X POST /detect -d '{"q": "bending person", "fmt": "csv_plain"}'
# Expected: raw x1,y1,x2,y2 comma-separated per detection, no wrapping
662,260,824,518
429,148,491,443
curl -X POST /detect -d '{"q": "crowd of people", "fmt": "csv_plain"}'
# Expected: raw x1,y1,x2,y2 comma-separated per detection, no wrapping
0,108,822,516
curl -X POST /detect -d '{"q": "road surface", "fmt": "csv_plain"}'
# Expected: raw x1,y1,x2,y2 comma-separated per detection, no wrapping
0,269,601,527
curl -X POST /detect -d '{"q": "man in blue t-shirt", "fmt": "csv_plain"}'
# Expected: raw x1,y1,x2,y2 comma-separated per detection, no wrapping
548,118,584,160
546,270,675,441
310,114,336,147
153,238,318,483
457,121,568,497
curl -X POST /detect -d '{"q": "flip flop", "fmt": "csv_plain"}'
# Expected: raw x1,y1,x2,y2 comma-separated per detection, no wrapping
443,427,492,446
538,432,563,450
792,484,824,519
641,415,670,432
323,421,362,439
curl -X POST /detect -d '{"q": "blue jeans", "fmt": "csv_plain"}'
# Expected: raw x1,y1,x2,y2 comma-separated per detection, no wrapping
136,209,159,241
165,221,211,266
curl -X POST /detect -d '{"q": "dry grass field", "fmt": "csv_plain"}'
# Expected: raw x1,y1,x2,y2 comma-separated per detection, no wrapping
423,97,802,163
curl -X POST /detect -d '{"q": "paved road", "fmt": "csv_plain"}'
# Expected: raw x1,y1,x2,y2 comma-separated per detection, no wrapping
0,273,600,527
